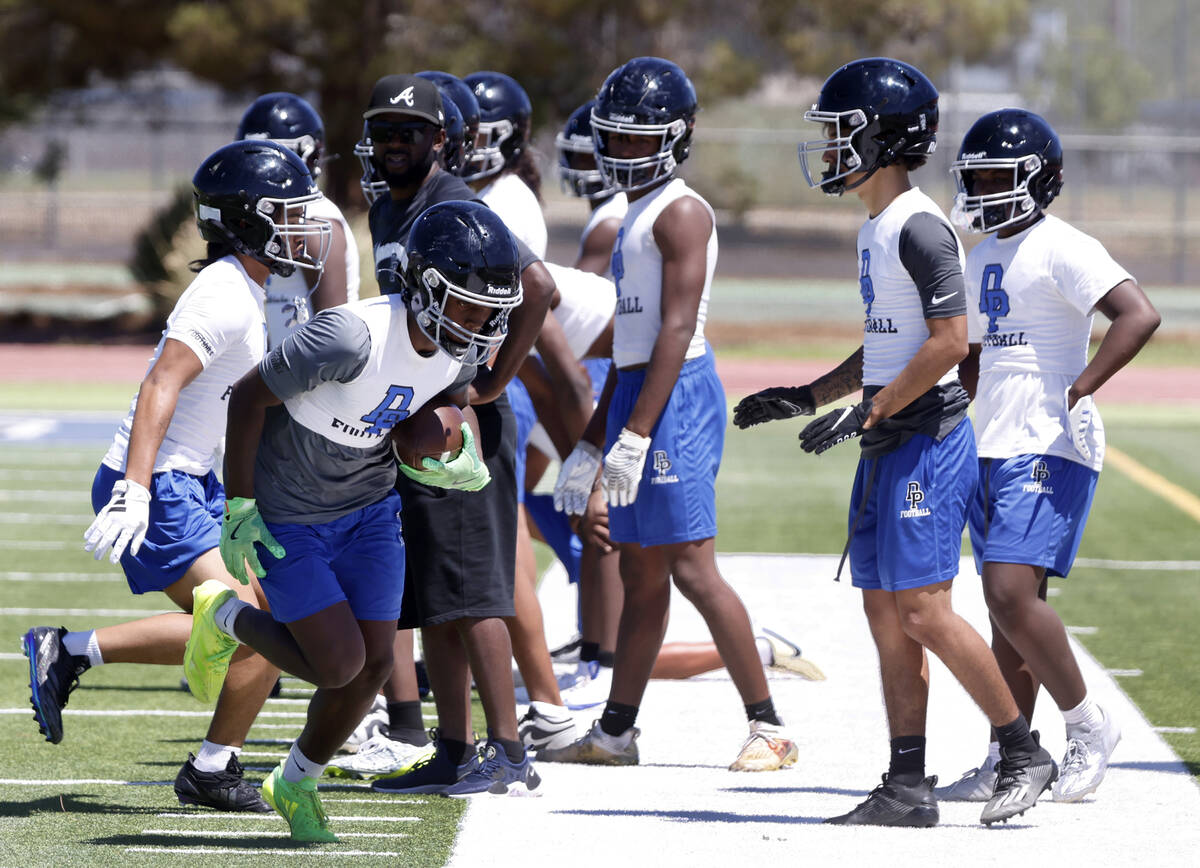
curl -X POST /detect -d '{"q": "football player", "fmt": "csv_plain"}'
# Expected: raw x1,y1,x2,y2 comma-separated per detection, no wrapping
545,56,799,772
735,58,1058,826
236,92,360,349
23,140,330,811
185,200,525,843
936,108,1159,804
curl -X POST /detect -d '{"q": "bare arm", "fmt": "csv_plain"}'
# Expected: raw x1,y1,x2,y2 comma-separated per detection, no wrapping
309,220,349,313
535,309,593,445
960,344,981,401
574,217,621,276
624,196,711,437
124,339,204,488
865,315,967,429
1070,279,1160,406
518,355,576,459
469,259,556,405
223,370,282,500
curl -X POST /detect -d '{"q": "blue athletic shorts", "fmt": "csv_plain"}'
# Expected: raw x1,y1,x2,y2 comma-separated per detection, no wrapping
91,463,223,595
258,491,406,623
506,378,537,504
606,351,724,547
848,417,977,591
583,358,612,401
968,454,1098,578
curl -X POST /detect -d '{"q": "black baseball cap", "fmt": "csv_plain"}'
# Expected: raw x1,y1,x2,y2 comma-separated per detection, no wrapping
364,74,445,125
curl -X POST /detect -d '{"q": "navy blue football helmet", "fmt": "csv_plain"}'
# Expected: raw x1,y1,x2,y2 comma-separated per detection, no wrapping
353,121,389,205
417,71,481,173
556,100,612,200
591,57,697,193
401,200,523,365
950,108,1064,233
799,57,939,196
236,92,325,176
432,87,468,175
462,71,531,182
193,140,331,277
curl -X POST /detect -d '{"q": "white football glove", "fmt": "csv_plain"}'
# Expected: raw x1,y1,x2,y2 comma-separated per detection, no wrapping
84,479,151,564
1066,387,1094,462
553,441,603,516
604,427,652,508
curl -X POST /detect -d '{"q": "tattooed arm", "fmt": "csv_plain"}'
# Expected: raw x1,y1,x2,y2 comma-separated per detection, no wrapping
810,345,864,408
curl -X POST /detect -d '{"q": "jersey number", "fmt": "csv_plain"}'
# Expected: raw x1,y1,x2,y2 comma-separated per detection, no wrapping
360,385,414,436
611,227,625,298
859,249,875,315
980,264,1010,333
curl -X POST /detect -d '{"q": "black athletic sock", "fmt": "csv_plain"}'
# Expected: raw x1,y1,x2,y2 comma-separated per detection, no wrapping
580,641,600,663
600,700,639,737
744,697,782,727
440,738,472,767
994,714,1039,755
387,701,427,745
495,737,525,763
597,650,615,668
387,726,429,747
888,735,926,785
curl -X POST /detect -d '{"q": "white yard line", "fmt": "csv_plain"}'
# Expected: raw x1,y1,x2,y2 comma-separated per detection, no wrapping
0,607,166,616
0,709,306,718
140,829,410,839
155,812,420,822
125,847,395,856
0,572,123,582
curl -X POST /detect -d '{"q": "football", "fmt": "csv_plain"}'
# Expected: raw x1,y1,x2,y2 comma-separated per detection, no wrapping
390,401,465,468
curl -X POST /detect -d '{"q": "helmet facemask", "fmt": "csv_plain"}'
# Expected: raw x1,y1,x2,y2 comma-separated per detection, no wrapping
197,192,331,278
798,108,871,196
590,113,689,193
354,127,389,205
556,130,612,199
461,118,514,182
950,155,1051,234
406,263,523,366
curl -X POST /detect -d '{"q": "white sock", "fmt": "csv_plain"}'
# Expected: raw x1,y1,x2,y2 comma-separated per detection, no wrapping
214,596,250,643
754,636,773,666
986,740,1001,768
283,743,326,783
193,739,240,773
62,630,104,667
530,700,569,719
1062,695,1104,732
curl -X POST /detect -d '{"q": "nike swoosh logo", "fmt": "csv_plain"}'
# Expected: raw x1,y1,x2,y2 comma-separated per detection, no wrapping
834,407,855,426
930,291,958,305
898,747,920,754
229,526,244,541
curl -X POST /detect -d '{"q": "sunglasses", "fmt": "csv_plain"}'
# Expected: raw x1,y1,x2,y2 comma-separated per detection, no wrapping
369,121,434,145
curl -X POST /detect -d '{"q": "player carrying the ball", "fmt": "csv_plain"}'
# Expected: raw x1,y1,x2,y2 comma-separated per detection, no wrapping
182,200,522,843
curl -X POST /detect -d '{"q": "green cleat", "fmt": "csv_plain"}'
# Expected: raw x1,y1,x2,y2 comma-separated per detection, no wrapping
183,580,238,704
263,762,338,843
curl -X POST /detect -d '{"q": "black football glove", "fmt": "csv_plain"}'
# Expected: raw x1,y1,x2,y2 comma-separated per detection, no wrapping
798,400,872,454
732,385,816,429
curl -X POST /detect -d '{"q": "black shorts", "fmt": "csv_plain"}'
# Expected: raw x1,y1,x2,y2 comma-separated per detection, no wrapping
396,392,517,628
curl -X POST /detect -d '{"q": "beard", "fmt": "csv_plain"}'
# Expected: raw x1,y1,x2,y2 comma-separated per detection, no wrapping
377,147,436,189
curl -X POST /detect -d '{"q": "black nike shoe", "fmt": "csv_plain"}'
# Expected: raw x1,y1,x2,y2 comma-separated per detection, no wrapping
175,753,272,812
824,774,939,827
980,731,1058,825
22,626,90,744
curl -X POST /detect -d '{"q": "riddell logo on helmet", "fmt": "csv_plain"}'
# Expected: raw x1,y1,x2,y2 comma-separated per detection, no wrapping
961,151,987,159
609,113,636,123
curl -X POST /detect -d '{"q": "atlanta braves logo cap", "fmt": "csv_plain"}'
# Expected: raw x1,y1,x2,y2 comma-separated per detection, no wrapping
364,74,445,125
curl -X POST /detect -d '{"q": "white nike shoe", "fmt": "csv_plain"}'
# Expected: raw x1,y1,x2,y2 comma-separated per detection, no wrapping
341,693,388,753
1053,709,1122,802
327,732,435,780
934,755,998,802
559,662,613,710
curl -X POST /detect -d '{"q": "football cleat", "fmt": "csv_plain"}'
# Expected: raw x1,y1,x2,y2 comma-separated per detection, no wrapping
183,580,239,704
729,720,798,771
22,626,90,745
759,628,827,681
175,753,271,812
327,732,434,780
1053,710,1121,802
445,741,542,796
934,754,998,802
518,704,577,752
536,719,638,765
825,774,939,827
980,732,1058,825
262,761,337,843
371,740,480,795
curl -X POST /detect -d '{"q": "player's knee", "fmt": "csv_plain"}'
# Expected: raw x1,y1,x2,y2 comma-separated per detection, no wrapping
358,648,395,691
311,646,366,688
896,606,941,645
982,582,1024,625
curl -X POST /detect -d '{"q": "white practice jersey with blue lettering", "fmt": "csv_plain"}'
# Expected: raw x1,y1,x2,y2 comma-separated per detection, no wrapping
858,187,966,387
103,256,266,476
478,172,547,259
543,262,616,359
966,214,1131,471
579,193,628,277
610,178,716,368
263,194,361,349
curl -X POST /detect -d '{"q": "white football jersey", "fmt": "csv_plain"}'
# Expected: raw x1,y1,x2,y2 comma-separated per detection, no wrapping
103,256,266,476
478,172,547,259
542,262,616,360
610,178,716,368
579,192,628,277
857,187,966,387
283,295,463,449
967,214,1132,470
263,194,361,349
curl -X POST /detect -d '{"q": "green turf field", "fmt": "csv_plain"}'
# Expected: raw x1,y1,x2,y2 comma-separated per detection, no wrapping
1,398,1198,864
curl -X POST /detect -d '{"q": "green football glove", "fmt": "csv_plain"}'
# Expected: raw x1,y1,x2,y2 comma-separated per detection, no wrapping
220,497,286,584
397,423,491,492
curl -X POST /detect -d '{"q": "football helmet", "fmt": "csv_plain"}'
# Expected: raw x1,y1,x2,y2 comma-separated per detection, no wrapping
354,122,389,205
192,140,331,277
799,57,939,196
435,88,469,175
591,57,697,193
401,200,523,366
461,71,531,182
950,108,1064,234
556,100,612,200
417,71,480,176
236,92,325,176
